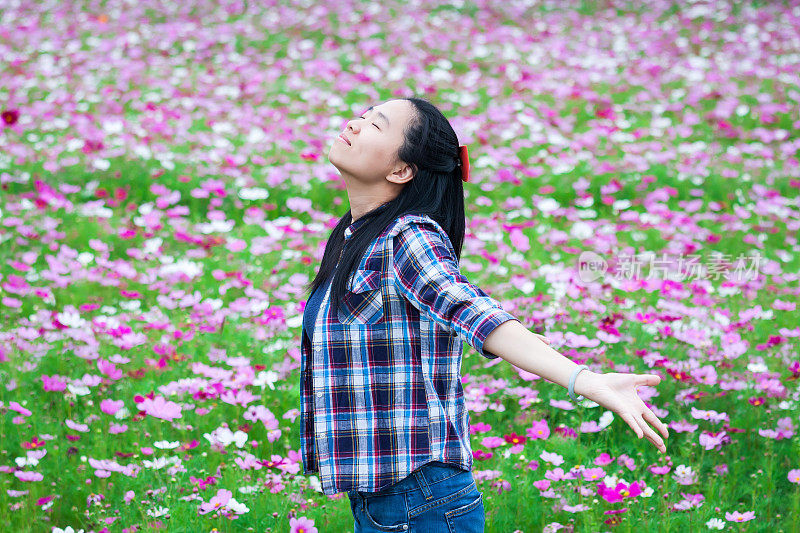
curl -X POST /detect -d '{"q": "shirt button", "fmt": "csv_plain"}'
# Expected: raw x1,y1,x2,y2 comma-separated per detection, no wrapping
403,526,408,530
316,392,322,398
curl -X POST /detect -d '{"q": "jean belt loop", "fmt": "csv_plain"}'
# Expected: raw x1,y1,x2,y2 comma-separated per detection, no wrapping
357,490,365,511
413,464,434,500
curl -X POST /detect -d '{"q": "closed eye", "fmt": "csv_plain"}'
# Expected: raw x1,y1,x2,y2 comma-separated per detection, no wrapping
353,116,380,130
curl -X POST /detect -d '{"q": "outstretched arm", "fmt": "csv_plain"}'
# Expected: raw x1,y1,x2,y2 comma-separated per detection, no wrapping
484,319,669,454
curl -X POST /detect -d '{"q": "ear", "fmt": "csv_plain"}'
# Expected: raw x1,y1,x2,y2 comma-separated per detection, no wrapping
389,162,415,185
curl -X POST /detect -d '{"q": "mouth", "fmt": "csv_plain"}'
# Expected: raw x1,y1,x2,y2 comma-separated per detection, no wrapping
338,134,351,146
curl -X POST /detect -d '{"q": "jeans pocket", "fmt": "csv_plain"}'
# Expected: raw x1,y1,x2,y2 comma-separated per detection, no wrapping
361,491,409,532
444,490,484,533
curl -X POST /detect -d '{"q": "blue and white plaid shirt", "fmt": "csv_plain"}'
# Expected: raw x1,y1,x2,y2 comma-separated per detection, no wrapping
299,206,519,495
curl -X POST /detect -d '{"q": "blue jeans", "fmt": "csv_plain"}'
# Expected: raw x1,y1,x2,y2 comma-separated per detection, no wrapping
347,461,485,532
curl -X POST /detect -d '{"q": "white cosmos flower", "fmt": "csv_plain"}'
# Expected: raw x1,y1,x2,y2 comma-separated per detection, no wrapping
253,370,279,390
67,384,91,396
226,497,249,514
153,440,180,449
146,506,169,517
204,426,248,448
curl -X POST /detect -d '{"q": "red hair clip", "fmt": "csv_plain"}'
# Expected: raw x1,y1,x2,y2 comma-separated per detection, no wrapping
458,145,470,182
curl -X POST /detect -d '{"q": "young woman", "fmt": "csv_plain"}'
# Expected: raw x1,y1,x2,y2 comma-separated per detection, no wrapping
300,97,669,532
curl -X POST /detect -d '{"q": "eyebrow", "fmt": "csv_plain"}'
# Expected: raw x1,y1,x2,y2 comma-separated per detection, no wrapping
364,105,390,128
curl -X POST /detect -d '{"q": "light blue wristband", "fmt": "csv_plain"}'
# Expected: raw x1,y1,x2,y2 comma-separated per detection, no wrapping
568,364,589,402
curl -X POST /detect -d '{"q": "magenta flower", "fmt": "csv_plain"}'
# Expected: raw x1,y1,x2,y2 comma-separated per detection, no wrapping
473,449,493,461
289,516,318,533
137,395,182,420
503,432,527,445
788,469,800,484
469,422,492,435
597,480,643,503
41,374,67,391
594,453,615,466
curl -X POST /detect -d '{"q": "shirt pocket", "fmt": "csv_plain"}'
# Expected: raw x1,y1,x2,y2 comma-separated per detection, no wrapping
336,268,385,325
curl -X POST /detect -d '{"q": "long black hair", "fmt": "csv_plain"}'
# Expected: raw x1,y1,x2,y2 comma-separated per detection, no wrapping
304,97,466,317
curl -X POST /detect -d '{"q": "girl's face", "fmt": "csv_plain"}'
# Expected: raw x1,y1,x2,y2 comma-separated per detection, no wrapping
327,99,416,187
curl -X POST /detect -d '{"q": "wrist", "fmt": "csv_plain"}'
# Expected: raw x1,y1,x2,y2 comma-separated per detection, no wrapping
573,369,598,399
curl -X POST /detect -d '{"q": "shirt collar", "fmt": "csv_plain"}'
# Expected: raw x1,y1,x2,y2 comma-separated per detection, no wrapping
344,201,391,240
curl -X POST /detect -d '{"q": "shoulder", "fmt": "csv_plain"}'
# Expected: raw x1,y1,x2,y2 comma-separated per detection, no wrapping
385,214,457,262
386,213,448,241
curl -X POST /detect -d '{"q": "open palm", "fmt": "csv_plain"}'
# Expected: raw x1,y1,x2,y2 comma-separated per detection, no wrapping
584,372,669,454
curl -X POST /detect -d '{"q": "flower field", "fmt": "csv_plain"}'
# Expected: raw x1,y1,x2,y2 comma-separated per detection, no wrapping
1,0,799,531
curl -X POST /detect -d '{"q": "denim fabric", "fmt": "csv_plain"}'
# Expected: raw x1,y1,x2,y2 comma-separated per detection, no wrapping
347,461,485,533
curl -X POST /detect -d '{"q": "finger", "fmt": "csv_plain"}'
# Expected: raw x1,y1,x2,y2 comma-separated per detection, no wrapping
643,409,669,439
534,333,550,344
637,414,667,452
641,374,661,386
620,412,643,439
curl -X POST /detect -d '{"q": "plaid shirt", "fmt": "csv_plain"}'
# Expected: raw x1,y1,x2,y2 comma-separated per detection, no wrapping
299,206,519,495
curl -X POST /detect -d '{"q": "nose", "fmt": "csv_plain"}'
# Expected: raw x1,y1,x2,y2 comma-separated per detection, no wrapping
345,118,360,132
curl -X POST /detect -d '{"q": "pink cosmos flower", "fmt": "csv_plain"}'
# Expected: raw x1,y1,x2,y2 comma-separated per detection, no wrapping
14,471,43,481
699,430,728,450
725,510,755,522
97,359,123,380
289,516,318,533
787,469,800,484
137,395,182,420
9,401,32,417
649,465,671,475
190,475,218,490
594,453,614,466
533,479,551,491
540,450,564,466
545,468,568,481
581,467,606,482
526,419,550,440
481,436,504,449
100,399,124,415
198,488,232,515
673,492,705,511
490,478,511,494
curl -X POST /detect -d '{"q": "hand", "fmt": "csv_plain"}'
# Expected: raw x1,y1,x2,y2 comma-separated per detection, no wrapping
581,372,669,454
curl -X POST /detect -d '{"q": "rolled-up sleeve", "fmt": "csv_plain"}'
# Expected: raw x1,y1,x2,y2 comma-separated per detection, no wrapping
391,222,520,359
